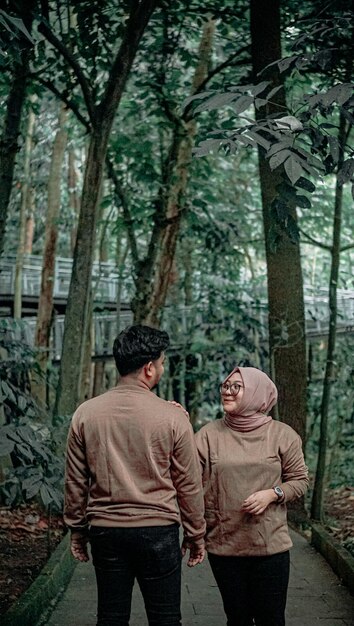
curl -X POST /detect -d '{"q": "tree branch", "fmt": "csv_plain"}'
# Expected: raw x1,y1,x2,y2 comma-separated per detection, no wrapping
36,76,91,132
340,243,354,251
99,0,157,123
299,227,332,251
37,20,96,124
105,155,139,266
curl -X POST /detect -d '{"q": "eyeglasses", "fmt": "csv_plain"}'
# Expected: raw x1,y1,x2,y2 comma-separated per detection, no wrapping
219,382,243,395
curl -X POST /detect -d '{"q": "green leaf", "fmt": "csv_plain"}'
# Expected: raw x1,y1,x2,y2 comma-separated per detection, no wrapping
246,130,270,151
251,81,270,96
194,92,238,114
193,138,223,157
284,156,304,185
338,159,354,185
267,140,292,158
0,436,15,456
295,195,311,209
274,199,289,222
277,56,297,73
294,177,316,193
16,443,34,462
331,83,353,106
1,380,17,404
266,85,283,101
274,116,303,131
181,90,214,113
40,484,52,507
0,10,35,44
269,149,291,170
232,95,254,115
286,214,300,243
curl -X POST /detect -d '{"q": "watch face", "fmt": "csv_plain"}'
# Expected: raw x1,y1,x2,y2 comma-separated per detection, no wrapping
274,486,284,498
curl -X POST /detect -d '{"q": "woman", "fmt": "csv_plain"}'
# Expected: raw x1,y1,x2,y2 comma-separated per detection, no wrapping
195,366,308,626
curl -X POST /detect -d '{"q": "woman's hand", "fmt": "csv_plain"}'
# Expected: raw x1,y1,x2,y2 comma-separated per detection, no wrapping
181,539,205,567
168,400,190,419
241,489,278,515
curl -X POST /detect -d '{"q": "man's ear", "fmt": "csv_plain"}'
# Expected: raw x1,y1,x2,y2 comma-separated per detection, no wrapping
143,361,154,380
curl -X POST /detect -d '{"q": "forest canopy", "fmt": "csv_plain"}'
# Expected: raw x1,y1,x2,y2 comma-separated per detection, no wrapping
0,0,353,547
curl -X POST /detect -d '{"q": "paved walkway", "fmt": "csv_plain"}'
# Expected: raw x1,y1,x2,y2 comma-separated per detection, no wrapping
42,531,354,626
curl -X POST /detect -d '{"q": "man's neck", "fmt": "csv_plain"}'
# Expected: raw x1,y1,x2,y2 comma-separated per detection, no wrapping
119,374,151,390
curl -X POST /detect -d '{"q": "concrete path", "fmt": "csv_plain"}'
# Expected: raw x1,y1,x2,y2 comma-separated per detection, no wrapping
42,531,354,626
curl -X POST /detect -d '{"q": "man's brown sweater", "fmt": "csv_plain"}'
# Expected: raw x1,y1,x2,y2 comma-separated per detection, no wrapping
64,381,206,546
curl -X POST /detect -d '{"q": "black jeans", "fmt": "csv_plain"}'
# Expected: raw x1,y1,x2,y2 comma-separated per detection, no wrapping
89,524,181,626
208,550,290,626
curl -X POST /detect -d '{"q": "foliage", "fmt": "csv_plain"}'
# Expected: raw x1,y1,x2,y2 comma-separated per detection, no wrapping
306,333,354,488
0,0,353,528
0,319,64,509
186,13,354,243
0,8,34,62
0,420,64,509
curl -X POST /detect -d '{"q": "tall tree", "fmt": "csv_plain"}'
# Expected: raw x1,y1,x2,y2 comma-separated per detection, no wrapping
132,18,216,325
33,103,67,409
13,99,36,318
0,0,36,256
39,0,159,417
250,0,307,442
311,113,348,521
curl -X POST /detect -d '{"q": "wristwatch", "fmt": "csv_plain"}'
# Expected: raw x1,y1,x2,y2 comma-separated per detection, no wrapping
273,486,284,501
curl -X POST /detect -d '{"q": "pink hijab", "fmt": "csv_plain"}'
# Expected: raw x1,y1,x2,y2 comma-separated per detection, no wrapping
223,366,278,432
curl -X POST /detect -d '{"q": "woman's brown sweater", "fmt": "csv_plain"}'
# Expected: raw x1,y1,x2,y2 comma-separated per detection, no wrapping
195,418,308,556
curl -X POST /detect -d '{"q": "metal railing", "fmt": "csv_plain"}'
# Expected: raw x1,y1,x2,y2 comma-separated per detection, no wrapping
1,255,354,357
0,254,134,304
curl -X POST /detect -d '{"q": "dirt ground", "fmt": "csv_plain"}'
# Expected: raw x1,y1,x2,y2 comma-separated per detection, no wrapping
0,488,353,616
0,503,65,615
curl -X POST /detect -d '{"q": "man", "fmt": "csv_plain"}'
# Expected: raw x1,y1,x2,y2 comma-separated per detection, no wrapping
64,324,206,626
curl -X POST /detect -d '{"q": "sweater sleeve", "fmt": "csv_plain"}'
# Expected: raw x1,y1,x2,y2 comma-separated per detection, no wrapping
170,422,206,547
194,427,209,474
279,432,309,503
63,412,90,533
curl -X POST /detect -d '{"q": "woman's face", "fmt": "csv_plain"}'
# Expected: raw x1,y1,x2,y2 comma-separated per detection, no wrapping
220,370,244,414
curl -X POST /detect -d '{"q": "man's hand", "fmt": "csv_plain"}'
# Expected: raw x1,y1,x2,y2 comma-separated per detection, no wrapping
241,489,278,515
70,532,89,562
181,539,205,567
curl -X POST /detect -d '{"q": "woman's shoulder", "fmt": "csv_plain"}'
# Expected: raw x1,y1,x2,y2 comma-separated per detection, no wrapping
269,419,302,442
195,419,224,437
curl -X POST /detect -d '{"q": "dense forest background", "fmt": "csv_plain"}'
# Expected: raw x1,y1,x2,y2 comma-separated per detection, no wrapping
0,0,353,580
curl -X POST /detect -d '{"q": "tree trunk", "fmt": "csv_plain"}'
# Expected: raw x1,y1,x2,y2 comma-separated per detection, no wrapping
54,0,157,418
93,360,106,398
14,103,36,318
79,305,94,404
133,19,215,326
24,187,36,254
311,113,347,521
0,0,35,256
68,148,80,256
250,0,307,442
33,104,67,409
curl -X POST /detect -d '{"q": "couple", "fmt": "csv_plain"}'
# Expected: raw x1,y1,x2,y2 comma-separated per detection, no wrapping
64,324,308,626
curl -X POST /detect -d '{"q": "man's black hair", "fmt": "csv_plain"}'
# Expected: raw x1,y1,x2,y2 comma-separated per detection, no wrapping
113,325,170,376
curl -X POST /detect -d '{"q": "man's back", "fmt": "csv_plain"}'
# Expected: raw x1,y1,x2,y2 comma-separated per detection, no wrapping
65,381,205,540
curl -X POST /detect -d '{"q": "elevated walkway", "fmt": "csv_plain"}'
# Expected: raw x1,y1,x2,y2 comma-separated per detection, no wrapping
1,254,354,360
